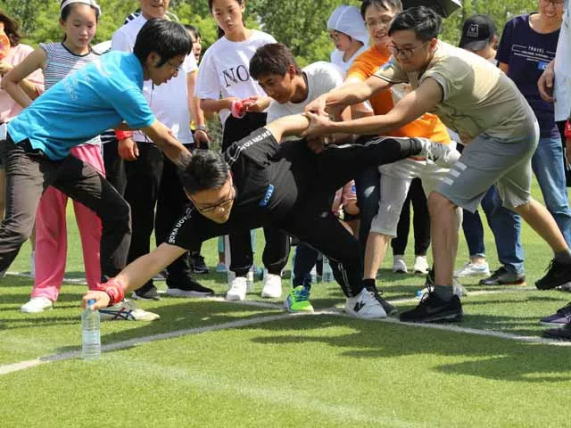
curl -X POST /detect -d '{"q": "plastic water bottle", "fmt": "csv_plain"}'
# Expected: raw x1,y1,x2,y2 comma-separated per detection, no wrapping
322,257,334,282
82,299,101,361
310,264,318,284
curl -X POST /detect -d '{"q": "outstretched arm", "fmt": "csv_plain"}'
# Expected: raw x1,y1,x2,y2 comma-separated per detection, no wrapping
81,243,186,310
305,76,392,116
304,78,442,137
141,120,192,168
264,114,311,142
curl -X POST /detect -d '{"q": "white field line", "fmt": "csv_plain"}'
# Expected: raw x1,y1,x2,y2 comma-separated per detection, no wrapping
2,273,570,377
0,312,302,376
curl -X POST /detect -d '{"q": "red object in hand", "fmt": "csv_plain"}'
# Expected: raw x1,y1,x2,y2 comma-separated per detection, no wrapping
231,99,246,118
97,278,125,306
0,33,10,60
564,120,571,139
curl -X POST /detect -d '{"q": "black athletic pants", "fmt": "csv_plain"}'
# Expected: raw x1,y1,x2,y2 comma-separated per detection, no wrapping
124,142,195,290
0,136,131,278
222,113,290,276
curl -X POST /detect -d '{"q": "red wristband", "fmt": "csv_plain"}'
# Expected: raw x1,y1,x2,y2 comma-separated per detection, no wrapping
115,130,133,141
564,121,571,139
97,278,125,306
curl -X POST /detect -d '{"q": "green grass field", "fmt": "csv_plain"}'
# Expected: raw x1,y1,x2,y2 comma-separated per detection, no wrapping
1,181,570,428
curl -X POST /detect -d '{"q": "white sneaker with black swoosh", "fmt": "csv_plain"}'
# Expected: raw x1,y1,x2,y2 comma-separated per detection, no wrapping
345,288,387,319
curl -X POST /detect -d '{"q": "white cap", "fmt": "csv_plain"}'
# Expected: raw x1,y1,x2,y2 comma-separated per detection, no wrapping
327,5,369,46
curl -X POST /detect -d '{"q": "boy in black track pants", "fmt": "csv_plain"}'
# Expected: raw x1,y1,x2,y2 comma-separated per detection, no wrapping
83,113,458,319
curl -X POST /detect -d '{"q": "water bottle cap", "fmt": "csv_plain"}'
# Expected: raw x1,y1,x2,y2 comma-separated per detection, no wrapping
87,299,96,306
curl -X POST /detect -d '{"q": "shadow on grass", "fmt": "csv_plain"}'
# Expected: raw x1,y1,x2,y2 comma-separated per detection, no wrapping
246,315,571,383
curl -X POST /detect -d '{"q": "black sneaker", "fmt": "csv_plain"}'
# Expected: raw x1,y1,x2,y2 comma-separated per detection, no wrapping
364,284,398,316
166,276,214,297
132,284,161,301
400,291,463,323
536,260,571,290
190,254,209,274
479,267,526,286
543,322,571,341
540,302,571,327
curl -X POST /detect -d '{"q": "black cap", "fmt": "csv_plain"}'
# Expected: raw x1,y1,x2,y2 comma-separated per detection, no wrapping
459,15,496,51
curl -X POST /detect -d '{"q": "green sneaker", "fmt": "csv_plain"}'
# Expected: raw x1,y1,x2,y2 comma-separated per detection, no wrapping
284,286,314,313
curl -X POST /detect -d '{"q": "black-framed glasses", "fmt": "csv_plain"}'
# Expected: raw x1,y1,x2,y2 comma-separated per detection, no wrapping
387,41,430,60
192,187,235,213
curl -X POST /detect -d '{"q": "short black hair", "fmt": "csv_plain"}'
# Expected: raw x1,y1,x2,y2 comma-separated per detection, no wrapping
249,43,302,80
360,0,403,19
134,19,192,67
183,24,201,43
389,6,442,42
179,150,229,194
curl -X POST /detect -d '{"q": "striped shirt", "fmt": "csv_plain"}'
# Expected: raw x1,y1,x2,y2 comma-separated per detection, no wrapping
39,42,101,146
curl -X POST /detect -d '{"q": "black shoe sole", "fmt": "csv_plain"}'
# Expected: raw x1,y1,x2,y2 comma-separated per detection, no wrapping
400,309,463,323
536,282,563,290
542,331,571,340
479,279,526,286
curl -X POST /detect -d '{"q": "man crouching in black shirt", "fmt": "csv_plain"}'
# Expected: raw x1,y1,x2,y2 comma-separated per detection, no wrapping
82,114,456,319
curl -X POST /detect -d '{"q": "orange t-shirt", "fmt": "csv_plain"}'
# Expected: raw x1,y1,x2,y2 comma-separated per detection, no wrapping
347,45,451,144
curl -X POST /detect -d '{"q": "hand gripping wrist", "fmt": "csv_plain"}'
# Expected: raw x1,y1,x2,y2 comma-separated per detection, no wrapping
97,278,125,306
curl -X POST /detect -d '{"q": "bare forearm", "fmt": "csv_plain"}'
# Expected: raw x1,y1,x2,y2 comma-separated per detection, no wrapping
19,79,41,101
327,113,401,136
191,96,206,126
200,98,233,114
115,245,186,292
157,137,192,168
325,82,375,109
265,114,310,141
2,80,33,108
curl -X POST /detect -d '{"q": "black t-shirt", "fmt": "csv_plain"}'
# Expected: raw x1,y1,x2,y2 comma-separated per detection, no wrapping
225,128,313,216
167,127,312,249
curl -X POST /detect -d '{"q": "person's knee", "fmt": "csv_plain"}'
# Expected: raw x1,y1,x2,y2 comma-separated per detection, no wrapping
101,198,131,231
428,192,455,217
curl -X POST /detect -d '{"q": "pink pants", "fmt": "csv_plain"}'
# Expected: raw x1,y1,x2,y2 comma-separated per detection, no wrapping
31,144,105,301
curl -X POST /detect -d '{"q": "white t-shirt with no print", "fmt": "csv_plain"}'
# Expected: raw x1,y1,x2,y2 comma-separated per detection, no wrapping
111,14,198,144
267,61,344,123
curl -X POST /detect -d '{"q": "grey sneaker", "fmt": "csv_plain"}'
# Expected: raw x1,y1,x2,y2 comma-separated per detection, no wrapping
417,138,461,168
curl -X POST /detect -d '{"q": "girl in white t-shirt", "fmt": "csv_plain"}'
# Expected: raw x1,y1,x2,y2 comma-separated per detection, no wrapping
197,0,275,150
196,0,287,302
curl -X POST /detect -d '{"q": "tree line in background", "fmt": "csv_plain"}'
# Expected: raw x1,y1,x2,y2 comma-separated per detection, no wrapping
3,0,538,66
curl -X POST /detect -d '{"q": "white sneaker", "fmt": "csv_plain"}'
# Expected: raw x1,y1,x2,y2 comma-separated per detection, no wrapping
345,288,387,319
226,276,247,301
20,297,53,313
261,273,282,298
417,138,462,168
413,255,429,274
392,256,408,273
99,299,160,321
30,250,36,278
454,261,490,278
